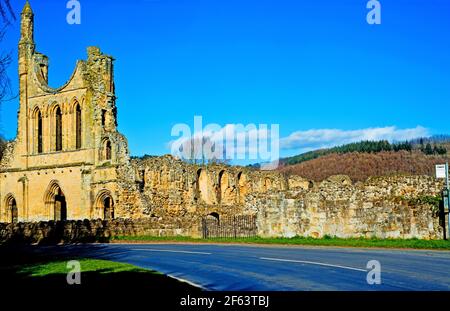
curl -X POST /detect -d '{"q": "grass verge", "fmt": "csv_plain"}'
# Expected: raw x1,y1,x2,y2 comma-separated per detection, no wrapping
0,247,200,291
18,258,159,277
113,235,450,250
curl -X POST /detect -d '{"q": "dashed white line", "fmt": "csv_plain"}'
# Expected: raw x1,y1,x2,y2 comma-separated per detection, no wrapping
260,257,367,272
133,248,212,255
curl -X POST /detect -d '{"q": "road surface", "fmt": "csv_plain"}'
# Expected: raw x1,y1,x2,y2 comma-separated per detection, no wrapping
47,243,450,291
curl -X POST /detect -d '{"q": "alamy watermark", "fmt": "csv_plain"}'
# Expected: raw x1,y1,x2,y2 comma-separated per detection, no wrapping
366,260,381,285
66,0,81,25
367,0,381,25
66,1,380,26
170,116,280,170
66,260,81,285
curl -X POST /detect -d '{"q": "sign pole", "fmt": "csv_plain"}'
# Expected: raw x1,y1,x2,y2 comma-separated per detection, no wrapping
446,162,449,191
447,162,450,240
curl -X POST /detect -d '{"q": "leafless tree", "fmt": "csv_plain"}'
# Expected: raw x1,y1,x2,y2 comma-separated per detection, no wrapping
0,0,16,157
0,0,16,104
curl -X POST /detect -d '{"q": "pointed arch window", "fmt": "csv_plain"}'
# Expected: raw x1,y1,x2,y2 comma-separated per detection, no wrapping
37,111,43,153
55,106,62,151
34,108,43,154
75,104,82,149
103,139,112,160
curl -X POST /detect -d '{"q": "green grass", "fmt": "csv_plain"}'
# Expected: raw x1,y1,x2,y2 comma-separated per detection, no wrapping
113,235,450,250
18,258,157,277
0,248,200,291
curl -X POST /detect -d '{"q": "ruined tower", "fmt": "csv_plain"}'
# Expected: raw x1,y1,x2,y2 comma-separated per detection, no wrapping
0,1,131,222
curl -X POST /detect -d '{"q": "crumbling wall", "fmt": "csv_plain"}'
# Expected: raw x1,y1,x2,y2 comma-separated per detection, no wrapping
0,217,199,245
252,175,444,239
78,155,445,240
128,155,288,218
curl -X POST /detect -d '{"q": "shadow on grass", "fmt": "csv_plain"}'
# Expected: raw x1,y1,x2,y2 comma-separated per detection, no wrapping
8,270,200,291
0,245,201,292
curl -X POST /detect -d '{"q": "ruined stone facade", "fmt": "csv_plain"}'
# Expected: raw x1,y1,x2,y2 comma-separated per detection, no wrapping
0,3,445,240
0,3,284,225
129,156,444,239
0,3,129,222
252,175,444,239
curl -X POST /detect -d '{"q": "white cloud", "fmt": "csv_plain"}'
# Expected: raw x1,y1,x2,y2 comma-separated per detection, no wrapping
169,123,276,161
280,126,429,151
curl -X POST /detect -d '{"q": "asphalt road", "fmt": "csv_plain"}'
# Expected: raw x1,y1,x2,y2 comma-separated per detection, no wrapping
54,243,450,291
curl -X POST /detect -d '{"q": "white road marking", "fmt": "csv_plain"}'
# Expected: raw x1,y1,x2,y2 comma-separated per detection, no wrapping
260,257,367,272
133,248,212,255
168,274,206,290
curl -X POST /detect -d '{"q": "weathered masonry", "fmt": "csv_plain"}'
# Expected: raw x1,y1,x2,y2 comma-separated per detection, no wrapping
0,2,129,222
0,2,445,240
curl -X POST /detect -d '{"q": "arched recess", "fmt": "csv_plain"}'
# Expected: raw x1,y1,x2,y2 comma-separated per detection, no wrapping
94,190,115,220
196,169,210,204
32,107,43,154
101,138,112,161
262,177,272,192
218,170,233,204
207,212,220,224
4,194,18,223
237,172,248,204
44,181,67,221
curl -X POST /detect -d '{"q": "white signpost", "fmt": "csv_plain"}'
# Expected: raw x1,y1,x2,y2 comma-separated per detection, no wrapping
436,164,447,179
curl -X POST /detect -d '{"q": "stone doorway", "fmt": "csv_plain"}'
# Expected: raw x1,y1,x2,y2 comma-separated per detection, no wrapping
11,199,18,223
103,196,114,220
44,181,67,221
6,196,18,223
95,190,115,220
54,189,67,221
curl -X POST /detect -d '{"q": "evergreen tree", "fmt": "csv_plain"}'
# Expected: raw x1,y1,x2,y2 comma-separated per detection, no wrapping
424,143,433,155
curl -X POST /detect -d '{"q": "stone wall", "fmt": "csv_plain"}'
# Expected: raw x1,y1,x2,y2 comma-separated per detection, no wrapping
130,155,304,217
251,175,444,239
0,173,445,244
0,217,199,245
1,151,446,241
120,156,446,240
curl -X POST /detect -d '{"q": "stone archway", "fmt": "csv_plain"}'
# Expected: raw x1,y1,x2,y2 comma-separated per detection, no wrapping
95,190,115,220
207,212,220,224
202,212,221,238
44,181,67,221
103,196,114,220
5,194,18,223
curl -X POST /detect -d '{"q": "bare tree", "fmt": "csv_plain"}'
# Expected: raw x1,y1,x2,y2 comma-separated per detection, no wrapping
0,0,16,104
0,0,14,24
0,0,16,158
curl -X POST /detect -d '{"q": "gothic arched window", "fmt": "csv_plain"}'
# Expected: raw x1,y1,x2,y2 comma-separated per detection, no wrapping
55,106,62,151
34,109,43,154
105,139,112,160
75,104,82,149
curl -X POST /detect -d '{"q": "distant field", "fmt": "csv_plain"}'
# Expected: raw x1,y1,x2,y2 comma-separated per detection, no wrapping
113,235,450,250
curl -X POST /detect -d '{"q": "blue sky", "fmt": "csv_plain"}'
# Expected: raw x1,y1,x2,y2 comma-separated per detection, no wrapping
1,0,450,161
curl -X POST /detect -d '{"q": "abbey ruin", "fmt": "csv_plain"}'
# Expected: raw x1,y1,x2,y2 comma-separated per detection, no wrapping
0,2,445,240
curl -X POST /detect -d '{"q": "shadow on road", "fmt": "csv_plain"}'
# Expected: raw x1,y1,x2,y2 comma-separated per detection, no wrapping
0,244,201,292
